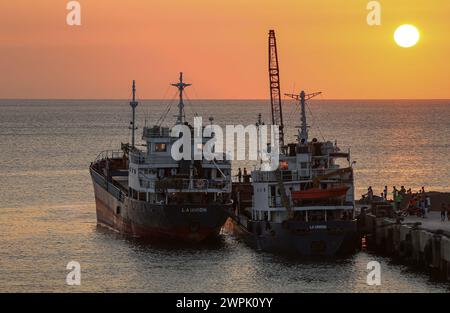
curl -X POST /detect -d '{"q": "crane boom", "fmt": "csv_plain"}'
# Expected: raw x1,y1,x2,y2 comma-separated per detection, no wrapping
268,30,284,148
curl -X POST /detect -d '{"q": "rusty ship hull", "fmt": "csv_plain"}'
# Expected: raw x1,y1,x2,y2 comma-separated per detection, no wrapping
90,163,233,242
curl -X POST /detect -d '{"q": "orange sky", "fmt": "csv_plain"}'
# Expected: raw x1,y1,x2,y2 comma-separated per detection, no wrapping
0,0,449,99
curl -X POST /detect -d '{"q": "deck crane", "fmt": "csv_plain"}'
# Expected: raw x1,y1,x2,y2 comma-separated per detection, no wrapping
268,30,285,150
269,30,295,217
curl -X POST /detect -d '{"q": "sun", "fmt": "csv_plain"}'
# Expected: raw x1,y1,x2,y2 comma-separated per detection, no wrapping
394,24,420,48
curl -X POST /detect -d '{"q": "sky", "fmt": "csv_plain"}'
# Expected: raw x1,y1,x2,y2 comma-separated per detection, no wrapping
0,0,449,99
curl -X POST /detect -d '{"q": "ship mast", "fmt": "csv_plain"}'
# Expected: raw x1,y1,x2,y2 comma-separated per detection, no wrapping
285,91,322,143
129,80,138,148
171,72,191,124
255,113,265,166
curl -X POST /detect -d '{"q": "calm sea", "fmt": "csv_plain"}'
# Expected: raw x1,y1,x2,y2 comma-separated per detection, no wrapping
0,99,449,292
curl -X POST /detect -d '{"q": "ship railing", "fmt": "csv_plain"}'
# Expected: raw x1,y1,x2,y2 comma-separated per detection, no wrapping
311,169,327,177
139,179,156,190
252,170,311,182
138,171,156,189
311,168,345,177
208,179,231,191
251,168,350,183
143,126,218,139
91,167,126,202
107,181,126,202
311,168,352,184
154,178,230,192
268,196,354,209
129,151,147,164
155,179,206,191
94,150,125,163
142,126,171,138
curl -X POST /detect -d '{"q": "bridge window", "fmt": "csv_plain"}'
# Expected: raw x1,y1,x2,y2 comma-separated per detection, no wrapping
155,143,167,152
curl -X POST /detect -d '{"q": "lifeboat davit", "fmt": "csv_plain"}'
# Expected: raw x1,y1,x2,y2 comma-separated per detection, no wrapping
292,186,349,200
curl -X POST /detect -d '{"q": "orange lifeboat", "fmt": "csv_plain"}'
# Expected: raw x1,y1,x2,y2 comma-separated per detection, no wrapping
291,186,349,200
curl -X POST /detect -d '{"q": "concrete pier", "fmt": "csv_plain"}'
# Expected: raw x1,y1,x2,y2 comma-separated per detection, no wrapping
360,211,450,281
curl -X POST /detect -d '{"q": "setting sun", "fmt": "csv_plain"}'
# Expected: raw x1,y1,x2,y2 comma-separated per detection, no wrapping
394,24,420,48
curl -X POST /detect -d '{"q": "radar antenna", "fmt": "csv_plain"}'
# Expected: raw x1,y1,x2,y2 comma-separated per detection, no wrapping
285,91,322,143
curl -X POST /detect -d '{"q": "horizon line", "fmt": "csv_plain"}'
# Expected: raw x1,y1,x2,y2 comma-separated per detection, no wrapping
1,98,450,101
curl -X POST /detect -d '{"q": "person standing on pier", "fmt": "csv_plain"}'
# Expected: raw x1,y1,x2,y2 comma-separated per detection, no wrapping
426,195,431,208
425,195,431,217
392,186,398,199
441,203,447,222
420,197,426,218
383,186,388,201
368,186,374,201
392,186,399,208
400,186,406,196
394,192,403,210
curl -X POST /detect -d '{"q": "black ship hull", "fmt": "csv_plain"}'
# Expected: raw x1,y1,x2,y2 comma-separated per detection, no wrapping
229,216,358,256
90,168,232,242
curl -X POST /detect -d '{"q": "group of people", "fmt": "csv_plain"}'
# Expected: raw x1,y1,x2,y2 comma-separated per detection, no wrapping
365,185,450,221
365,185,432,218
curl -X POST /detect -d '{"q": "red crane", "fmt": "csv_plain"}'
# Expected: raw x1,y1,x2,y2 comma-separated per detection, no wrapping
268,30,285,148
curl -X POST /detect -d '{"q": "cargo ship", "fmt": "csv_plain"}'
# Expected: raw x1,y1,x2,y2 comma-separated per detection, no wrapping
230,30,358,256
90,73,233,242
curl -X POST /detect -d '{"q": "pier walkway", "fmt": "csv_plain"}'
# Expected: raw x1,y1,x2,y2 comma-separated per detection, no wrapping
397,212,450,237
363,211,450,281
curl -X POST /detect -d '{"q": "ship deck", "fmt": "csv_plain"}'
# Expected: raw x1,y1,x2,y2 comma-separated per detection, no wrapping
112,176,128,192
